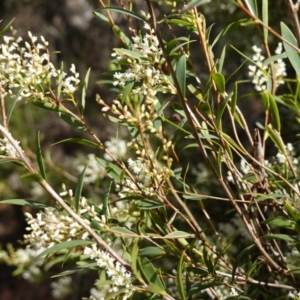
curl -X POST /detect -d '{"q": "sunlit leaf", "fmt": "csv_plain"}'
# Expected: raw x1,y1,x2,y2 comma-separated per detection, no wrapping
281,22,300,75
212,72,225,94
176,55,186,97
262,0,268,42
36,240,93,259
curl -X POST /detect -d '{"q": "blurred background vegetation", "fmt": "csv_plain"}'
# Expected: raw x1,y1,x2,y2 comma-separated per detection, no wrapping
0,0,299,299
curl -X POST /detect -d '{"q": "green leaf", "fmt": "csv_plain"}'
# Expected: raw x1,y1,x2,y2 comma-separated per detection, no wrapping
216,92,233,129
122,81,134,101
221,132,247,154
177,250,186,300
113,48,143,60
203,246,214,274
36,240,93,259
232,244,255,281
36,131,47,180
176,55,186,97
51,262,98,278
7,88,24,125
58,112,87,131
100,7,147,22
80,67,91,115
102,181,111,222
0,18,15,36
52,138,101,149
262,0,268,42
138,257,166,294
131,240,143,281
281,22,300,75
212,72,225,94
218,46,226,73
135,198,164,210
27,99,67,113
245,0,258,17
21,173,43,182
164,231,194,239
93,11,109,23
139,247,166,257
262,216,293,229
261,233,295,242
74,165,87,213
265,124,285,153
0,199,51,208
110,226,137,237
182,0,211,11
95,157,123,182
261,92,281,131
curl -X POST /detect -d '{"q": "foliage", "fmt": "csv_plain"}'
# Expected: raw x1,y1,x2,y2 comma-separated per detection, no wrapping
1,0,300,299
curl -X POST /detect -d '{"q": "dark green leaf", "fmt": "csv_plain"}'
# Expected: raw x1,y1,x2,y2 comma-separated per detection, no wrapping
100,7,147,22
138,247,166,257
58,112,87,131
27,99,67,113
261,233,295,242
80,67,91,115
232,244,255,281
74,165,87,213
52,138,101,149
177,250,186,300
0,199,51,208
216,92,233,129
176,55,186,97
36,131,47,180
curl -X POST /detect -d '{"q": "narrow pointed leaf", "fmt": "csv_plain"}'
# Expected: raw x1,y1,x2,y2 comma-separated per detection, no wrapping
36,131,47,180
281,22,300,75
80,67,91,115
0,199,51,208
177,250,187,300
74,165,87,213
176,55,186,97
36,240,93,259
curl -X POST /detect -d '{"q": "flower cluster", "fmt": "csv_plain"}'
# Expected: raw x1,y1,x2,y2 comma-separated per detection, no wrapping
23,192,106,249
111,23,176,96
76,153,106,184
84,244,133,300
0,28,80,100
51,276,73,300
0,245,45,282
104,137,127,161
117,158,154,197
0,135,21,157
288,290,300,299
248,43,286,91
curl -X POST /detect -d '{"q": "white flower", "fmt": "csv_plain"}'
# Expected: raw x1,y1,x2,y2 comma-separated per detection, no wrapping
77,153,105,184
51,276,73,300
104,138,127,161
248,43,286,91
